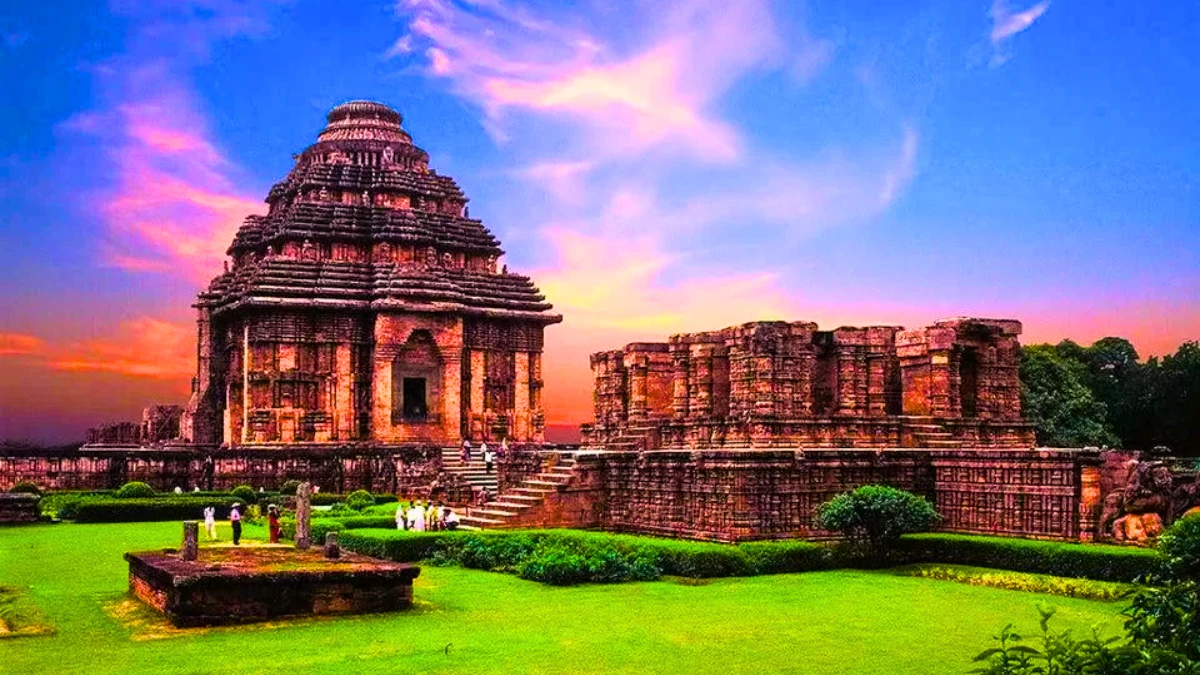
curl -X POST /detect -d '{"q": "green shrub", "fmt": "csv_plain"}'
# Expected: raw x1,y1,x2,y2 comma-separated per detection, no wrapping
8,482,42,498
279,480,301,495
72,496,238,523
814,485,940,559
892,564,1133,601
115,481,156,499
339,530,449,562
345,489,375,511
230,485,256,504
897,533,1164,583
740,540,844,575
1158,513,1200,579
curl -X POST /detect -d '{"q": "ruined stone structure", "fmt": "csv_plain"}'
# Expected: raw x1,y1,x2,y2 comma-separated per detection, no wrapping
184,100,560,448
583,318,1034,450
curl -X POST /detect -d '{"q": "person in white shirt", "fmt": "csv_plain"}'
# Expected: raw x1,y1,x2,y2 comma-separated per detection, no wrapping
484,446,495,473
395,501,407,530
230,503,243,546
203,506,218,540
408,501,426,532
443,507,460,531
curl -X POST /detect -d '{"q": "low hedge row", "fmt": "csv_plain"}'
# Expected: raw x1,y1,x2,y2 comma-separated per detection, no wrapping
896,533,1166,583
280,515,396,541
72,496,240,523
337,529,843,585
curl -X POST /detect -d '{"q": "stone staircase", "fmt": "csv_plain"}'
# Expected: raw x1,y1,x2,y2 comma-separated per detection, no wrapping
459,453,577,531
439,447,499,494
903,418,963,449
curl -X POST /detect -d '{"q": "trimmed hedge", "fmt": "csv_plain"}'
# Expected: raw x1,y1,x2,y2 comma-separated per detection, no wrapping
73,496,239,523
336,529,843,585
115,481,155,499
896,533,1165,583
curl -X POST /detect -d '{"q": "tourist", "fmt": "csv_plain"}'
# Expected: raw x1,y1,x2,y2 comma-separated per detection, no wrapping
408,500,426,532
461,438,472,463
230,503,243,546
484,445,495,473
426,500,440,531
477,486,491,507
443,507,460,531
500,437,509,458
395,501,407,530
203,506,218,541
267,505,281,543
174,486,183,494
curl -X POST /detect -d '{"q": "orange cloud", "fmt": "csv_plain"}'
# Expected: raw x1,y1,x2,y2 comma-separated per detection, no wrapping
0,318,194,380
0,333,45,356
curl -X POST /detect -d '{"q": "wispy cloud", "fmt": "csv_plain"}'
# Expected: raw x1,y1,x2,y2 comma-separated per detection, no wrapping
990,0,1050,66
393,0,785,162
0,318,194,379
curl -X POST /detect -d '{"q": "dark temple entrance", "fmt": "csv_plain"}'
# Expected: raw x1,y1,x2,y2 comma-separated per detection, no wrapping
959,348,979,418
402,378,427,420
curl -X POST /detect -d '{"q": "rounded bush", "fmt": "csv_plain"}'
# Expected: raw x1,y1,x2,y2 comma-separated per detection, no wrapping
814,485,940,559
9,481,43,498
279,479,301,495
345,489,375,511
115,481,156,499
1159,513,1200,579
230,484,256,504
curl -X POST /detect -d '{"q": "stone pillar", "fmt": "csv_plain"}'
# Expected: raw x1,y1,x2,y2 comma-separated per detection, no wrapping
690,345,714,418
469,350,485,436
440,348,464,442
867,355,887,416
181,521,199,561
295,481,312,550
627,357,648,422
835,348,857,415
324,531,341,558
334,343,355,440
671,346,690,419
514,351,531,440
928,350,953,418
241,323,251,444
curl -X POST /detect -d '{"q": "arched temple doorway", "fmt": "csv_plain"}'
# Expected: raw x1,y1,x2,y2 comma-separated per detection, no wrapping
391,330,443,425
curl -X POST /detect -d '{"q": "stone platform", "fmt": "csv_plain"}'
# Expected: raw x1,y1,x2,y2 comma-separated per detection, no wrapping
125,546,420,627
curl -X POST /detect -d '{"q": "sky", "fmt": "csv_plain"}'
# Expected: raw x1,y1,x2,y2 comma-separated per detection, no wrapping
0,0,1197,444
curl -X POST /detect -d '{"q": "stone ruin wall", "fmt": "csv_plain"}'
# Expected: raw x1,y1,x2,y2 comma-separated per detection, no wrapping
0,445,441,494
584,319,1034,450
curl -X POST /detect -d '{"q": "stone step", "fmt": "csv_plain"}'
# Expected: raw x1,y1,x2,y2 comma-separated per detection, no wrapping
522,479,565,488
503,494,542,505
490,501,532,511
460,515,506,526
510,487,554,496
473,507,520,518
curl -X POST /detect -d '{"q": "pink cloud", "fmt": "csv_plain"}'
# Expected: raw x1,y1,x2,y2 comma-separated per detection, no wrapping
69,66,264,283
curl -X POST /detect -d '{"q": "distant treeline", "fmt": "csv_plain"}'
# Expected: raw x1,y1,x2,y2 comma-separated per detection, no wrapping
1021,338,1199,455
0,440,84,453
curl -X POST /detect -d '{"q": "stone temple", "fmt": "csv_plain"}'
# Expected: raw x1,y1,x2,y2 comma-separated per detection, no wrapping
183,101,561,448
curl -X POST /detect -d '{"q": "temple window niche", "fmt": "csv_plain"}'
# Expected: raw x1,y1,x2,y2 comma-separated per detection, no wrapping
391,330,442,425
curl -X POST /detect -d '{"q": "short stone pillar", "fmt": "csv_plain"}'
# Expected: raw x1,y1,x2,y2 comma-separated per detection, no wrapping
295,481,312,550
324,531,340,559
181,521,199,561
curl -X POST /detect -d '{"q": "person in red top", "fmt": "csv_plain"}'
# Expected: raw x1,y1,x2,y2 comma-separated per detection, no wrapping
267,505,282,543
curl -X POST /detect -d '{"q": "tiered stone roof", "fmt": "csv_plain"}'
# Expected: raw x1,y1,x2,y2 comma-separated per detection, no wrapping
199,101,560,324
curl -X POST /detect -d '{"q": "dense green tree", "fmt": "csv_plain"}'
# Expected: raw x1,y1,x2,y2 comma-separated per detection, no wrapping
1020,344,1119,447
1157,342,1200,456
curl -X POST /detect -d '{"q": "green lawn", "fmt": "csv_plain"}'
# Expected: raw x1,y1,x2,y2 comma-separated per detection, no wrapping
0,522,1128,675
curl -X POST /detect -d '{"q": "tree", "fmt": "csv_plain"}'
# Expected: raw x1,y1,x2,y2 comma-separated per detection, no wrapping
1157,342,1200,456
813,485,940,560
1020,344,1120,448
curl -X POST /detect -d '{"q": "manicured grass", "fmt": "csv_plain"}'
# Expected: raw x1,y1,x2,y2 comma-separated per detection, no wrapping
1,522,1128,674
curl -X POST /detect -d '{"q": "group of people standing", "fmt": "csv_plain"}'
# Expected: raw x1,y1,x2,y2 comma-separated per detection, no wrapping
396,500,460,531
201,502,280,547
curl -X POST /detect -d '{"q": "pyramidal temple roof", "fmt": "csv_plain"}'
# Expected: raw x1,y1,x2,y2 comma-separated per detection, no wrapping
198,101,562,324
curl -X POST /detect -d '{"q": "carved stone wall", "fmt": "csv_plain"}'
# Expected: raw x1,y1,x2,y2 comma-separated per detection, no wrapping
508,448,1102,542
0,445,441,494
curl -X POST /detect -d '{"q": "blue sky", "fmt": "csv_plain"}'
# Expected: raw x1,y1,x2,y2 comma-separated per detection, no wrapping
0,0,1196,441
